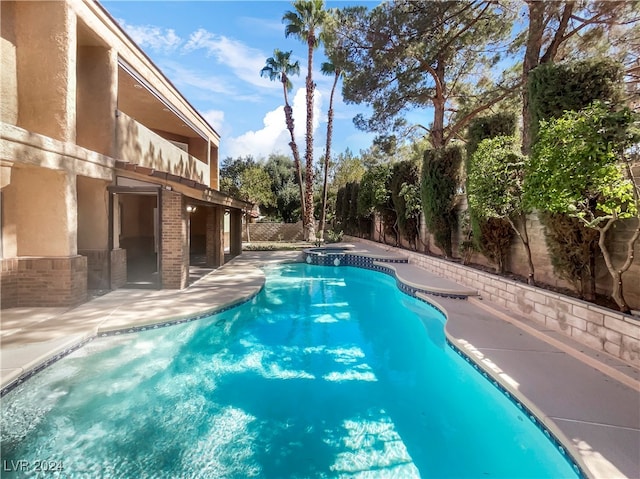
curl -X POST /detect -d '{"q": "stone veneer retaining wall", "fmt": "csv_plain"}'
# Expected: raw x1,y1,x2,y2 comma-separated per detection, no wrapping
348,236,640,367
1,256,87,308
243,222,304,242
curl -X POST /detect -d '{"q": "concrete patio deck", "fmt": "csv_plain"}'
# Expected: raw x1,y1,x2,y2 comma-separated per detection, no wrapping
1,247,638,478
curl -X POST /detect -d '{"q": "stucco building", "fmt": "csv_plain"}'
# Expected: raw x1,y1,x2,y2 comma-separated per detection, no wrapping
0,0,248,308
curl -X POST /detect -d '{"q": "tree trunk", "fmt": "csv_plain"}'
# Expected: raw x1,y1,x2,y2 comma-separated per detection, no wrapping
283,103,305,218
431,58,446,149
583,243,596,302
303,35,316,242
319,71,339,241
507,214,536,285
522,2,574,154
521,0,544,155
597,217,639,314
282,78,305,218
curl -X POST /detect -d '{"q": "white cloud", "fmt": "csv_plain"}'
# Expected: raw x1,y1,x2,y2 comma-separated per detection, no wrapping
118,19,182,52
184,29,277,89
237,16,284,34
160,60,233,95
202,109,225,133
224,87,323,159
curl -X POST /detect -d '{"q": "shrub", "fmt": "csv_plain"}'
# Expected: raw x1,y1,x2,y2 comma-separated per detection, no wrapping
421,145,463,257
390,160,421,248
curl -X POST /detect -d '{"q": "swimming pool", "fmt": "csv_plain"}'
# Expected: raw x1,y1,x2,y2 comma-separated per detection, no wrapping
1,264,581,478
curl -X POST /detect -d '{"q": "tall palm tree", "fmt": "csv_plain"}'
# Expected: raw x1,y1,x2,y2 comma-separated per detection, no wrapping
260,49,306,218
283,0,327,242
318,60,342,241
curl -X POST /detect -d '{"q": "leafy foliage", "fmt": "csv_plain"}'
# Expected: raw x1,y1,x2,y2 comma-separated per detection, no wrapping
527,59,623,144
219,156,257,198
221,155,300,221
465,114,518,272
467,136,527,273
540,212,599,299
263,154,301,222
335,181,369,236
525,102,637,223
331,0,518,147
238,166,276,208
468,136,527,221
357,164,391,218
472,217,513,274
421,145,463,257
466,112,517,159
526,101,640,311
390,160,421,248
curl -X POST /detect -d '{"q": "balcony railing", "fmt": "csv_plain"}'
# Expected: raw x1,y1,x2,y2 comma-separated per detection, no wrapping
115,111,208,186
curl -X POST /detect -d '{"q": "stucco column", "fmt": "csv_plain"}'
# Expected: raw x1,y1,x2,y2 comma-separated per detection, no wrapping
4,167,76,256
15,1,77,142
76,46,117,156
229,208,243,256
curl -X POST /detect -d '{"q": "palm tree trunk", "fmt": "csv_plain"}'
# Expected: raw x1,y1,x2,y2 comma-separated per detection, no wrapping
319,71,339,241
304,36,316,242
282,80,306,219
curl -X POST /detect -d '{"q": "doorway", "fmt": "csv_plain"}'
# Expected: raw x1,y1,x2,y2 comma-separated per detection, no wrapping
110,188,160,288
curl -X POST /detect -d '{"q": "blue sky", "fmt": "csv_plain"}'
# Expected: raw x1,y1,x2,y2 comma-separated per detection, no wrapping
101,0,380,161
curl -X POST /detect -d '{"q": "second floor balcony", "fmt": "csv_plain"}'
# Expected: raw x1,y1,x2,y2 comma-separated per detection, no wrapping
115,110,209,187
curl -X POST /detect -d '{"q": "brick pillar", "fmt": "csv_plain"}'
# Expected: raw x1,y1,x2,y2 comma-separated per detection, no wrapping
206,205,224,267
229,208,243,256
161,190,188,289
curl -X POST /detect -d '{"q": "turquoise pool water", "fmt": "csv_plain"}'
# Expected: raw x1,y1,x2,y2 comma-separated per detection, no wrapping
1,264,580,478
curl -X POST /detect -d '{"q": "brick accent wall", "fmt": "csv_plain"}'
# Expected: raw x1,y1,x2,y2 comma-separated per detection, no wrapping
161,190,188,289
230,210,242,256
348,236,640,367
1,256,87,308
110,248,127,289
79,249,109,289
206,206,223,267
1,258,19,308
243,221,304,242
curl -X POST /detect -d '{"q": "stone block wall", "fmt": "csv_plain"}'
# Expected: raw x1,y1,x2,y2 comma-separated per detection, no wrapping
371,211,640,309
243,222,304,242
348,237,640,367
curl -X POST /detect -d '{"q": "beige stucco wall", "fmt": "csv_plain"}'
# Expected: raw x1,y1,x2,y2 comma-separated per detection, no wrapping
1,123,114,180
15,1,77,143
77,176,108,250
4,167,76,256
209,145,219,190
1,2,18,125
116,111,209,184
68,0,219,148
76,46,117,156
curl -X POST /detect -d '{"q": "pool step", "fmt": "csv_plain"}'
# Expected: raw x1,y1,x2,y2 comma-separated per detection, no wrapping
373,261,479,299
